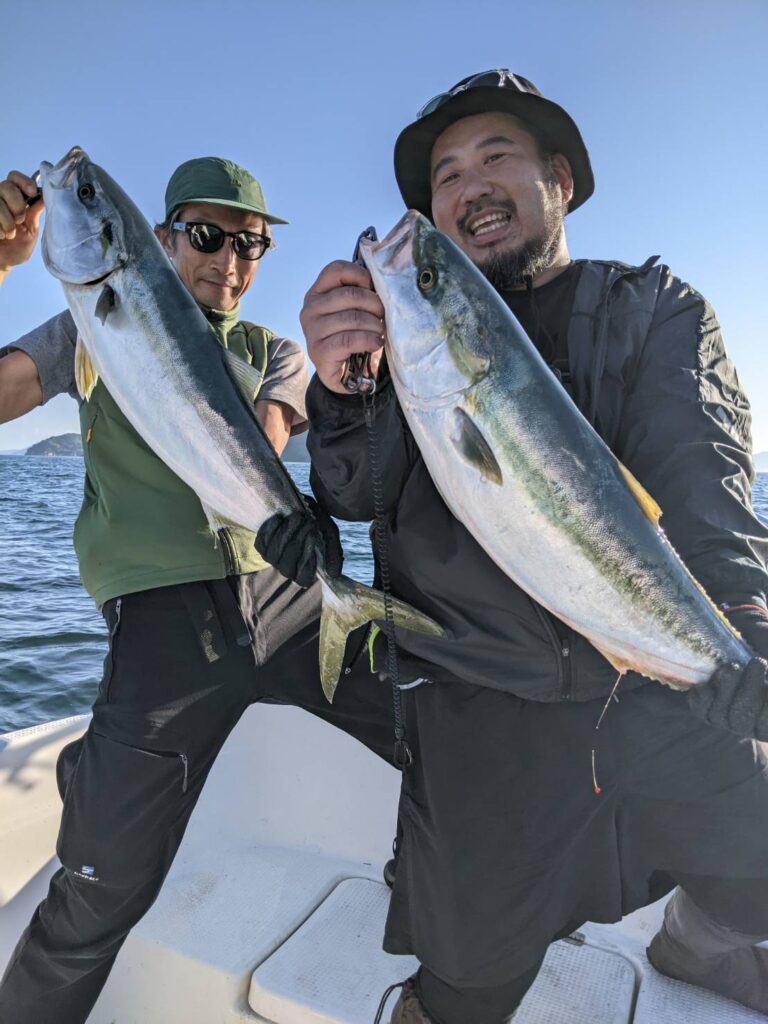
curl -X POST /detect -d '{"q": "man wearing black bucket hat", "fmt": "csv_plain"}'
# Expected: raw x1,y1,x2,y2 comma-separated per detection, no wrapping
301,70,768,1022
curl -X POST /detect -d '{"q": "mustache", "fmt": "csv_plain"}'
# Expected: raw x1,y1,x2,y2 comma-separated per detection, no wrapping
457,199,517,236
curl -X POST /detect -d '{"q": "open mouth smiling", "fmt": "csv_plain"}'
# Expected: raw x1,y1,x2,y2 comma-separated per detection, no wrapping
466,210,513,239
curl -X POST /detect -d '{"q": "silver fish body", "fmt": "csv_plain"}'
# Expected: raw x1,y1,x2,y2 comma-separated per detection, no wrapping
40,149,443,698
360,211,751,688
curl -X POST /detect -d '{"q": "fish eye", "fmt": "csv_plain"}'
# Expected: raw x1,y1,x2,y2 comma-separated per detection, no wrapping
418,266,437,291
78,183,95,202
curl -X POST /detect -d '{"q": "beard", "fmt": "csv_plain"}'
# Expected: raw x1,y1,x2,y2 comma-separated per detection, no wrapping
471,182,566,291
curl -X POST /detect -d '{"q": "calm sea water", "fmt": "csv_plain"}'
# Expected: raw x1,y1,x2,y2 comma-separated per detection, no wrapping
1,455,767,735
0,457,373,734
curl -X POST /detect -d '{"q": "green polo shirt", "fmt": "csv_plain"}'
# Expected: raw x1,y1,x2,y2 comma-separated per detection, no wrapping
74,307,273,606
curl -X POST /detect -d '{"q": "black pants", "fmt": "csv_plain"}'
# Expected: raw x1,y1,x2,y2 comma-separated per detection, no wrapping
384,676,768,992
0,570,396,1024
416,961,544,1024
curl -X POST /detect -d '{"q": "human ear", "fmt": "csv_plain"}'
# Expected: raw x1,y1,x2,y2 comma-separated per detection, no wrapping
551,154,575,208
154,225,174,259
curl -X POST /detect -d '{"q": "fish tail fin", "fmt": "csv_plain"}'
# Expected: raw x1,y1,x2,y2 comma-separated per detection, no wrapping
318,571,444,702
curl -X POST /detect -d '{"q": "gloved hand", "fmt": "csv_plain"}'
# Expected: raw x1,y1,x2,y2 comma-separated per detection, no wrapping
688,657,768,741
255,495,343,588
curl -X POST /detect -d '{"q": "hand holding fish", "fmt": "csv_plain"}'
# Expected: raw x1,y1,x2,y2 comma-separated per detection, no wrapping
689,657,768,740
0,171,43,273
256,495,344,588
300,260,386,394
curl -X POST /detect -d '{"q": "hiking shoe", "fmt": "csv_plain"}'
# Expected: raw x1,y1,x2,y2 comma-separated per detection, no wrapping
389,977,436,1023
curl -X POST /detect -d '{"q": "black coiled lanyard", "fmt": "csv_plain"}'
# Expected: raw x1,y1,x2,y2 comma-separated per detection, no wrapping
343,226,412,771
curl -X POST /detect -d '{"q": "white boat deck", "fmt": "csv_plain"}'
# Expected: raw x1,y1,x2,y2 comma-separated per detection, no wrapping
0,705,763,1023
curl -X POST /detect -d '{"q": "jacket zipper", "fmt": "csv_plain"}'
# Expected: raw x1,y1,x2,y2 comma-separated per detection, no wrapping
108,737,189,793
104,597,123,702
85,409,99,445
111,597,122,637
530,601,575,699
560,635,573,700
145,749,189,794
219,527,236,575
529,601,570,696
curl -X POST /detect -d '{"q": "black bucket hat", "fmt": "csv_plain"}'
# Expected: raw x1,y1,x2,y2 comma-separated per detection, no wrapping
394,70,594,218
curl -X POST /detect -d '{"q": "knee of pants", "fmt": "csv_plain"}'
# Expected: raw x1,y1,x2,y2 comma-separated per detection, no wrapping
56,725,191,888
56,738,85,802
675,874,768,936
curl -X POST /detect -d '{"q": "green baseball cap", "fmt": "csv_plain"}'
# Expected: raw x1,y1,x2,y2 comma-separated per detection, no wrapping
164,156,288,225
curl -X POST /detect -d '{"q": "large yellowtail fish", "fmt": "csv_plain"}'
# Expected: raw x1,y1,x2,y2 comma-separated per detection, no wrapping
39,148,443,700
360,211,752,688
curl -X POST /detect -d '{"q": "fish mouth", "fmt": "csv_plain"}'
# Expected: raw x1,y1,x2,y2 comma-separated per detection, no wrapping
359,210,427,274
40,145,90,192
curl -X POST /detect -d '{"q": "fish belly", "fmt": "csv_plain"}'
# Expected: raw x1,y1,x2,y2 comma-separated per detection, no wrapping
64,276,285,533
402,398,728,687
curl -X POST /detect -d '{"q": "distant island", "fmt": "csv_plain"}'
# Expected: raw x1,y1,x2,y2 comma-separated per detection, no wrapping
21,430,310,462
26,433,82,457
12,431,766,472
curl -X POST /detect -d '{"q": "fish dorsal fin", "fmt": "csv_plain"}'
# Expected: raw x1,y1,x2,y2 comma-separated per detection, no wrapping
75,336,99,401
451,407,503,485
618,461,662,526
223,349,264,417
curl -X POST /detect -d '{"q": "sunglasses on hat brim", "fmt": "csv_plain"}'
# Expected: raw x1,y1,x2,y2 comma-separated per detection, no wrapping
416,69,540,120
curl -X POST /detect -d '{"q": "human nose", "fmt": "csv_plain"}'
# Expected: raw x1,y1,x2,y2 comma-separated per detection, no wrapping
209,237,239,276
459,166,493,206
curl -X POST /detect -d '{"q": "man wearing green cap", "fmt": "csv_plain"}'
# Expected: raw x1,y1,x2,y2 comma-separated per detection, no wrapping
0,156,394,1023
301,71,768,1022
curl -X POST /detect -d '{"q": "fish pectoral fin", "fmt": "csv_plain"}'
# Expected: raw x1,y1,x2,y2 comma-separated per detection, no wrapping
94,284,116,325
223,349,264,415
74,336,99,400
617,461,662,526
451,408,503,485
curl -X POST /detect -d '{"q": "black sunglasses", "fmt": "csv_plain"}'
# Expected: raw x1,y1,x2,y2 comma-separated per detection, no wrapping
171,221,273,261
416,69,538,120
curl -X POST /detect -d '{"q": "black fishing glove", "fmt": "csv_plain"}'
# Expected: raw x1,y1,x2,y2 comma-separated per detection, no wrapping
688,657,768,741
255,495,343,588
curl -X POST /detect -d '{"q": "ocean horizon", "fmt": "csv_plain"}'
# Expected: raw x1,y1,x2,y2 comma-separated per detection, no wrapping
1,455,767,735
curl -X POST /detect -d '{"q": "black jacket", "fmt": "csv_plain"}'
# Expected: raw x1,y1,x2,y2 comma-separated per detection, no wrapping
307,258,768,701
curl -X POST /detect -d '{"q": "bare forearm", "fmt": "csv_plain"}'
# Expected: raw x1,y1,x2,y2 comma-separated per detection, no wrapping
255,399,293,456
0,350,43,423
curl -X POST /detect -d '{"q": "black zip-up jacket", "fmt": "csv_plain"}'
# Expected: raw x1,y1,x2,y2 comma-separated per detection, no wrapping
307,258,768,702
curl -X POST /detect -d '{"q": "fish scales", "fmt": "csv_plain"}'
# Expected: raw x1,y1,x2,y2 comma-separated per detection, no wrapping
40,148,443,699
361,211,751,688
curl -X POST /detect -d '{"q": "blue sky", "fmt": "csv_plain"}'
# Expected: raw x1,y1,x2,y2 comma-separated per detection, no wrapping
1,0,766,452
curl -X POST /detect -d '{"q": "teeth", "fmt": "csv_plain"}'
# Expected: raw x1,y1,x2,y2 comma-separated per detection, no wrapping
469,212,509,237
